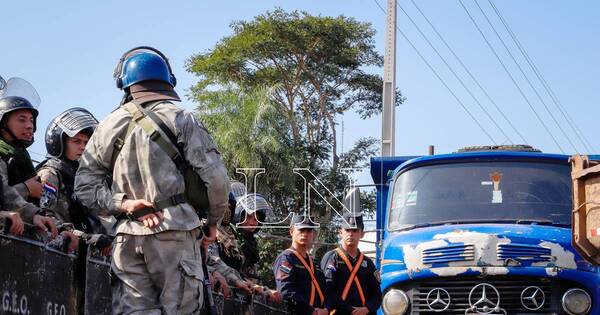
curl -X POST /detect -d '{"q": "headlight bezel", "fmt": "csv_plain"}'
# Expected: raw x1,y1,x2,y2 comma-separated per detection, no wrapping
382,289,410,315
562,288,592,315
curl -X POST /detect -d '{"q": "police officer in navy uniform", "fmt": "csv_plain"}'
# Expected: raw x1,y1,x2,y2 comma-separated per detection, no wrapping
321,212,382,315
274,214,329,315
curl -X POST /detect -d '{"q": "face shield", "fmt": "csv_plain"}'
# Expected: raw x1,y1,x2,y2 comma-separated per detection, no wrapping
0,77,41,108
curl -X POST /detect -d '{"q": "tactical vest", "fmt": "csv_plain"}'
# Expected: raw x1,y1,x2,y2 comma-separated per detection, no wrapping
0,138,37,203
36,157,97,233
111,101,209,218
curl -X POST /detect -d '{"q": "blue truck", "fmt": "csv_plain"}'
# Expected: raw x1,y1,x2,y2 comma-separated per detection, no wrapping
370,145,600,315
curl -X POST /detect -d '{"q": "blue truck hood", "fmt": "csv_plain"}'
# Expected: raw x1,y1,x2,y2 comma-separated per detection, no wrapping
380,224,597,290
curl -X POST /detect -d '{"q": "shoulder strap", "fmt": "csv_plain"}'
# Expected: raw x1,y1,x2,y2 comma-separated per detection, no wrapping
123,101,186,170
110,112,137,171
335,248,366,306
290,249,325,307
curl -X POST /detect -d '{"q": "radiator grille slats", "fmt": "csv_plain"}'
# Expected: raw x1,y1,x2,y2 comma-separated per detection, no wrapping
422,244,475,264
408,277,562,314
497,244,552,263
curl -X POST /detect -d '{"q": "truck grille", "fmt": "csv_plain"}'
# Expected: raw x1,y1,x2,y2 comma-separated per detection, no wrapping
407,276,564,314
422,244,475,265
497,243,552,264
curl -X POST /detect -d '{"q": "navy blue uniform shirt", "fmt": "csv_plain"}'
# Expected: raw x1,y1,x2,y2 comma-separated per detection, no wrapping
274,248,329,314
321,248,382,314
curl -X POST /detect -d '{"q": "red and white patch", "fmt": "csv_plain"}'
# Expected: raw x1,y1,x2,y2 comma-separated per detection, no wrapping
591,228,600,237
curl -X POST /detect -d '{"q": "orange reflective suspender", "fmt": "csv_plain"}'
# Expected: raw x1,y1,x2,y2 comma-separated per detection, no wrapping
291,249,325,307
335,248,366,306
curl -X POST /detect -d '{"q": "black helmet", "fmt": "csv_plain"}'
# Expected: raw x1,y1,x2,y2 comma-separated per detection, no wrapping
0,96,39,147
45,107,98,157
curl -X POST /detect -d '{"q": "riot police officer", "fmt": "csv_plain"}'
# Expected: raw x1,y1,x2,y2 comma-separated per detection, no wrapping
212,189,281,302
75,46,230,314
0,86,57,236
321,213,382,315
274,214,329,315
37,108,109,253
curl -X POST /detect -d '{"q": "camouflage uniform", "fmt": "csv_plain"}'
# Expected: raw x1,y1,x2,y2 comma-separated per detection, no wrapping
0,140,39,222
0,138,37,201
0,174,39,222
217,224,259,279
37,159,75,224
75,100,230,314
207,241,243,285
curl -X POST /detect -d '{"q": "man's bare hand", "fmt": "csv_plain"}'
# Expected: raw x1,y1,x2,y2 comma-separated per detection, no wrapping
234,279,253,296
267,290,282,304
138,212,164,228
352,307,370,315
61,230,79,253
121,199,154,213
312,308,328,315
121,199,163,228
201,224,217,249
1,211,24,236
25,177,43,199
33,215,58,238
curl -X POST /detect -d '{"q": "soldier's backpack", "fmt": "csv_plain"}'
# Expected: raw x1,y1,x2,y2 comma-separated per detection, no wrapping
110,101,209,218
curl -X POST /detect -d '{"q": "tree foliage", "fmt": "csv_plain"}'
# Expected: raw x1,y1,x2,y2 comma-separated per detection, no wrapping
187,8,402,285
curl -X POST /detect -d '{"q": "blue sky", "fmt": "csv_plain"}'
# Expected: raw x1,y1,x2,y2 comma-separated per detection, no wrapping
2,1,599,183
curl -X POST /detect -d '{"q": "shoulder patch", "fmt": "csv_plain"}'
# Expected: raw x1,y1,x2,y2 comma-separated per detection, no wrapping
280,260,292,274
276,260,292,280
40,182,59,209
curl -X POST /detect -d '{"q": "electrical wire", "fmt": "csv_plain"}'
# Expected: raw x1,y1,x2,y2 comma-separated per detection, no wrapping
488,0,596,153
471,0,579,153
458,0,565,153
373,0,497,144
409,0,528,145
397,1,513,144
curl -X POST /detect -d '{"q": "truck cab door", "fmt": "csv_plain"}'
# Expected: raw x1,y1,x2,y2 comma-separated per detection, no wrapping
570,154,600,265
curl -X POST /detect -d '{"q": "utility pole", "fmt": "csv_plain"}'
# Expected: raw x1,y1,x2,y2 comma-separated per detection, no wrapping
382,0,396,157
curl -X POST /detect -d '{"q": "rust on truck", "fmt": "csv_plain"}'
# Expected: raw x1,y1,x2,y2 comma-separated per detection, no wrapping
570,154,600,265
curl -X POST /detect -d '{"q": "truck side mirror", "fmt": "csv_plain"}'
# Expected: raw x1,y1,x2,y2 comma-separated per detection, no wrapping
570,154,600,265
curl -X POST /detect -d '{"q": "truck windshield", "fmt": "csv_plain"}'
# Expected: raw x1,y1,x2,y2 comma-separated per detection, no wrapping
388,161,572,231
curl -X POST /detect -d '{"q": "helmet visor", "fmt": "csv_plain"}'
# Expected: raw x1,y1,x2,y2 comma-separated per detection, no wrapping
56,108,99,137
0,77,41,108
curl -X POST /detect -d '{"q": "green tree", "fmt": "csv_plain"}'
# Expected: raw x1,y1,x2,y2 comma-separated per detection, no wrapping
188,8,402,285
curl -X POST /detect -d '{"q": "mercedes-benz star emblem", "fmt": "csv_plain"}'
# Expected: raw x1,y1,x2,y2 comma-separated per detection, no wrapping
426,288,451,312
468,283,501,314
521,286,545,311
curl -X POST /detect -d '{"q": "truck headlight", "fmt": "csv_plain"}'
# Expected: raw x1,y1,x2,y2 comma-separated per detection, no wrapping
382,289,409,315
562,288,591,315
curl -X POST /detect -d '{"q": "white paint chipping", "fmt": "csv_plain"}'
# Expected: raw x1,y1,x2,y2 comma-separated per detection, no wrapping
536,241,577,270
400,230,577,277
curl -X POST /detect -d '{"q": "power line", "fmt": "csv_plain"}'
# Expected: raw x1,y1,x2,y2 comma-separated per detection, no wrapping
408,0,528,144
471,0,579,153
457,0,565,153
372,0,497,144
396,1,513,144
487,0,596,153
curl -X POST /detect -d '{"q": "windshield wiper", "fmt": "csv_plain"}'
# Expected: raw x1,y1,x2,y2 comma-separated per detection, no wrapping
515,219,570,227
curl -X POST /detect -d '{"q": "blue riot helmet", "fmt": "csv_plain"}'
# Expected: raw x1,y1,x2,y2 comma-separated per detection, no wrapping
113,46,177,89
